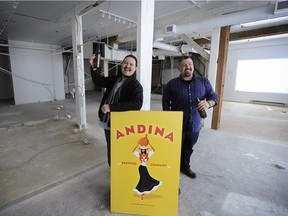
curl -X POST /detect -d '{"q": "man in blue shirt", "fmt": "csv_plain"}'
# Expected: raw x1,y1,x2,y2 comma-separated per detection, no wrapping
162,56,218,179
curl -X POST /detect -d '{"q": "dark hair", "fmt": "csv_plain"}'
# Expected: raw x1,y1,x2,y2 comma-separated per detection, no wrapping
122,54,138,67
178,55,192,64
140,149,147,154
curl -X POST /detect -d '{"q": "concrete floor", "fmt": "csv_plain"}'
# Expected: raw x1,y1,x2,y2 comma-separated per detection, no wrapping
0,91,287,216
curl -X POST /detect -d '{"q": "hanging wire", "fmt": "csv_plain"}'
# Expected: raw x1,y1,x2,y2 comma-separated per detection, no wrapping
0,1,19,35
0,66,55,100
0,0,132,101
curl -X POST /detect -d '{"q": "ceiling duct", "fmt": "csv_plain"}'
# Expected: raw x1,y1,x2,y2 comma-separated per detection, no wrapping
153,41,180,54
152,41,200,56
155,4,276,40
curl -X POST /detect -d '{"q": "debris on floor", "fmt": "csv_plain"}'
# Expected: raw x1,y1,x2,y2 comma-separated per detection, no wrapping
72,128,79,134
83,139,90,145
275,163,286,170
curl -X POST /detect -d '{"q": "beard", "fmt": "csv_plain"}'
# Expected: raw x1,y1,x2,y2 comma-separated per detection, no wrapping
182,70,193,78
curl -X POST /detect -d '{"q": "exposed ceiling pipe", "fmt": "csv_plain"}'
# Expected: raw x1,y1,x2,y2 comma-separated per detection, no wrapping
152,40,200,56
154,4,276,40
152,49,179,57
126,3,279,57
151,3,278,56
179,33,210,60
153,41,180,54
181,44,197,53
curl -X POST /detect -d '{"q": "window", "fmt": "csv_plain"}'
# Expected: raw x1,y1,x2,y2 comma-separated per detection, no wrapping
235,59,288,93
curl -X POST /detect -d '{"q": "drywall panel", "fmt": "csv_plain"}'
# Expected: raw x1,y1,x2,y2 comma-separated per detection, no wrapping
8,40,65,105
224,35,288,104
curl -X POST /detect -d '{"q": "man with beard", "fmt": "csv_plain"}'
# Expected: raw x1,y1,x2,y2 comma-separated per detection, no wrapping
162,55,218,179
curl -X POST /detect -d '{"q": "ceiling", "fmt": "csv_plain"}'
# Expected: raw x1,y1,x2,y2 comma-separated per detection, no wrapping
1,0,288,53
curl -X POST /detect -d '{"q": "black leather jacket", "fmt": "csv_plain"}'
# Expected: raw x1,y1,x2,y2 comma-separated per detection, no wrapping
91,68,143,123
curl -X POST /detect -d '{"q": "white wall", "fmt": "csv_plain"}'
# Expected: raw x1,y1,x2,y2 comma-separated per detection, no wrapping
224,35,288,104
9,40,65,105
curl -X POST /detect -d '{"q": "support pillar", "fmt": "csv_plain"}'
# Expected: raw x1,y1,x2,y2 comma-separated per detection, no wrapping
136,0,155,110
212,26,230,130
72,15,87,129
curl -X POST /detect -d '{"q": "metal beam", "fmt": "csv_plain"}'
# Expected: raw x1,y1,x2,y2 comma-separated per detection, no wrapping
77,1,105,16
179,33,210,60
230,24,288,41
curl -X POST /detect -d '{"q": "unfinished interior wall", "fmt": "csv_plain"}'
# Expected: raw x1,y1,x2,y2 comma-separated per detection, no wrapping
8,40,65,105
224,36,288,105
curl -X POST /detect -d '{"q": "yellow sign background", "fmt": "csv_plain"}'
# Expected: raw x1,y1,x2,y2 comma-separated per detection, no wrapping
111,111,183,216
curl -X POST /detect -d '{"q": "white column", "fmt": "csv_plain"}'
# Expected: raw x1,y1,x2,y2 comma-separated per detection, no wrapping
136,0,155,110
72,15,87,129
204,27,220,128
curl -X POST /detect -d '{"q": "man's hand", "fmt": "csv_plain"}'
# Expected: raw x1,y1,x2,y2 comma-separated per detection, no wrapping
89,54,97,69
198,100,209,111
101,104,110,113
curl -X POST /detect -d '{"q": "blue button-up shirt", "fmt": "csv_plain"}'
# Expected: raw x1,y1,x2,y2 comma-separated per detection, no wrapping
162,75,218,132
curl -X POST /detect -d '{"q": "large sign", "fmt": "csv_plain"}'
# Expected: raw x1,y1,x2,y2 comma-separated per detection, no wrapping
110,111,183,216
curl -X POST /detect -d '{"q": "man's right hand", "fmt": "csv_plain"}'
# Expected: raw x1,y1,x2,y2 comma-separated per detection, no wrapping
89,54,97,69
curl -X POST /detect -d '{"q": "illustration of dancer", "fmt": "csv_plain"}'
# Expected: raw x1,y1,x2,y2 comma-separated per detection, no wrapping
132,134,162,200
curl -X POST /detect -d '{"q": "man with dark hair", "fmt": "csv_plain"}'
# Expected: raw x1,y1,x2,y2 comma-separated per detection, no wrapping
90,54,143,166
162,56,218,179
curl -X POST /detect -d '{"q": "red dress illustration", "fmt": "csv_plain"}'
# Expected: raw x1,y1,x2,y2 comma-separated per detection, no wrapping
132,135,162,200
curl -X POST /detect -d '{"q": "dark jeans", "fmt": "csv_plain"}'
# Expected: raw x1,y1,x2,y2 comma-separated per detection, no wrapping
180,131,200,171
104,129,111,166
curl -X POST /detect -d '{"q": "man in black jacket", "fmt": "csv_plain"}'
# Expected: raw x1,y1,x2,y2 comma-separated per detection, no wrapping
89,54,143,166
